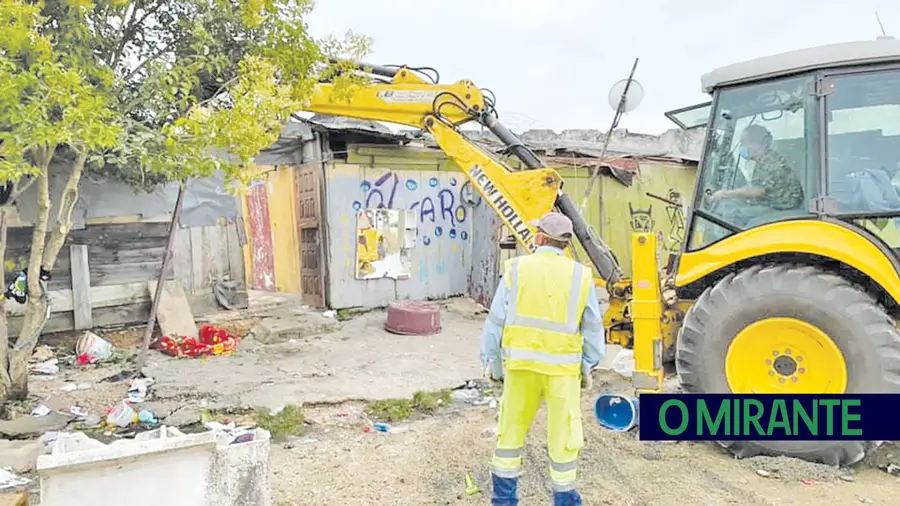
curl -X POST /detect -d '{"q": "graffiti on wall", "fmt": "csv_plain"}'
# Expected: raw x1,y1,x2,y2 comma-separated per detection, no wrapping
627,189,687,252
628,203,654,233
664,189,686,251
351,171,471,247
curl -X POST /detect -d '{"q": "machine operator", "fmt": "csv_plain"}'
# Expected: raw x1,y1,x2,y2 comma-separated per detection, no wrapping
479,212,606,506
709,124,805,223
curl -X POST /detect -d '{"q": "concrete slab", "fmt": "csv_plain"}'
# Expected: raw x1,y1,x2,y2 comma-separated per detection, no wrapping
144,301,487,411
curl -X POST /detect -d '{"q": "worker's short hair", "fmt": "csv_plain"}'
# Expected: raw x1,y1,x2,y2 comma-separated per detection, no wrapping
741,124,773,147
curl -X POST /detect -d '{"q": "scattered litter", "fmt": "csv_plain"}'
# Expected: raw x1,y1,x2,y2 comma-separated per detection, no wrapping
31,345,54,362
270,405,285,416
464,472,481,495
859,497,873,504
756,469,773,478
30,404,51,417
138,410,158,424
611,348,635,378
743,455,843,482
158,324,240,358
106,400,136,428
451,388,481,404
323,310,337,318
489,399,498,409
75,331,114,365
127,377,154,403
69,406,88,419
882,463,900,476
801,478,817,485
29,358,59,376
374,422,390,433
59,383,77,393
840,474,855,482
41,431,59,444
0,467,31,491
388,425,410,435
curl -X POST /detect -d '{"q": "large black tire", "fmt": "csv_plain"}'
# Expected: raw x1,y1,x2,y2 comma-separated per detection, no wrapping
676,264,900,466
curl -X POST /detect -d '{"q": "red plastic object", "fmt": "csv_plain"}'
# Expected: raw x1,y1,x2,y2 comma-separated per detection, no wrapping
384,300,442,335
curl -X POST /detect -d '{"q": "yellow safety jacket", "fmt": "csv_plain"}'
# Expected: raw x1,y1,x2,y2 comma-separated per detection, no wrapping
500,250,592,376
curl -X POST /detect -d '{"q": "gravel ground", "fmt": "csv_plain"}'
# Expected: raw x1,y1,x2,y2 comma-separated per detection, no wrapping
268,373,900,506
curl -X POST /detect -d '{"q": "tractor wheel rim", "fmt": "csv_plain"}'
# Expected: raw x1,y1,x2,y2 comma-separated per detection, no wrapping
725,317,848,394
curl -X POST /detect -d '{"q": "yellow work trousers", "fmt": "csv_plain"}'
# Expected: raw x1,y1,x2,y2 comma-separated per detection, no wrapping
491,369,584,492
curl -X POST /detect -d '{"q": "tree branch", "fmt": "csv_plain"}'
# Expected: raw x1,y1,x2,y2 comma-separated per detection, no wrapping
42,150,86,271
9,177,35,203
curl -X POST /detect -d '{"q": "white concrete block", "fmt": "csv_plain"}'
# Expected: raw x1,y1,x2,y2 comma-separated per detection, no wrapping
36,427,272,506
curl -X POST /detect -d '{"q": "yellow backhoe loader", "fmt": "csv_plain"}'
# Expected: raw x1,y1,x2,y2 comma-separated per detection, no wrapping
305,37,900,466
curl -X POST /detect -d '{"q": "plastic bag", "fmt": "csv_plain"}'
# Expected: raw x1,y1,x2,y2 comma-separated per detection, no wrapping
611,349,635,378
106,400,136,428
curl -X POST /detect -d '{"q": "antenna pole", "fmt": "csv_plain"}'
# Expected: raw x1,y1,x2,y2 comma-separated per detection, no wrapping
876,11,887,36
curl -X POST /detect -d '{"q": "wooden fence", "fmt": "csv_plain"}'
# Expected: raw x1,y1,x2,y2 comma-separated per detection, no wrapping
4,220,246,336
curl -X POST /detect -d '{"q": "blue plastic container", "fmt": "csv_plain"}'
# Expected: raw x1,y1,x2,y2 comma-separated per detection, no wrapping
594,393,640,432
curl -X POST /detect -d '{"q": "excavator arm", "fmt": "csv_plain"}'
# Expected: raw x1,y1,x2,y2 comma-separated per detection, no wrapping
307,62,623,286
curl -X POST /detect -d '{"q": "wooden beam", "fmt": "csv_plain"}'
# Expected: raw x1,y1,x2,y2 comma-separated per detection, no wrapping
69,245,92,330
5,282,158,316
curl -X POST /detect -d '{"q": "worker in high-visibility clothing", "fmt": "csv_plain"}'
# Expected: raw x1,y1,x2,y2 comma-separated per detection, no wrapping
480,211,606,506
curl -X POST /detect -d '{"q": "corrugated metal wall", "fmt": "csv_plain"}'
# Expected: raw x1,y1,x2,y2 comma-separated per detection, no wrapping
324,145,475,308
559,162,697,278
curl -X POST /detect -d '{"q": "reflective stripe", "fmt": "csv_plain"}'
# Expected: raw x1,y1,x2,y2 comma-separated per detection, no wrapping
551,480,577,492
502,348,581,365
550,460,578,472
494,448,522,459
507,259,584,334
487,311,505,326
492,467,522,479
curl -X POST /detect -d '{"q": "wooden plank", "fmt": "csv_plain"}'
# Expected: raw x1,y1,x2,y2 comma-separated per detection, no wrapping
69,245,92,330
225,221,244,283
147,279,198,338
190,227,204,293
202,225,220,288
86,246,167,265
8,301,152,337
6,282,158,316
211,223,228,284
90,261,174,286
172,228,193,293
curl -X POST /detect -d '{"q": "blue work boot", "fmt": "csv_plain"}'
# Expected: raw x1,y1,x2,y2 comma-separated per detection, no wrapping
553,489,583,506
491,473,518,506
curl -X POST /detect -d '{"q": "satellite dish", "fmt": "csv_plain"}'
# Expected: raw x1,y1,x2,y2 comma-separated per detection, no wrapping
607,78,644,113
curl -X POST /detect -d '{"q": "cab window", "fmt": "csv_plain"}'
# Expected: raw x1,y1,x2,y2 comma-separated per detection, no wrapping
687,75,818,250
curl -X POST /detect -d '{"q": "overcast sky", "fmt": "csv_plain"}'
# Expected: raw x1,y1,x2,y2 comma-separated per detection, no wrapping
306,0,900,135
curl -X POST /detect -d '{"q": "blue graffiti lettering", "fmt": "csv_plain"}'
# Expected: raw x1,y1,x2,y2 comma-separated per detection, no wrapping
438,189,456,226
354,171,469,236
461,231,469,241
435,226,443,237
418,197,436,223
423,236,432,246
449,229,457,239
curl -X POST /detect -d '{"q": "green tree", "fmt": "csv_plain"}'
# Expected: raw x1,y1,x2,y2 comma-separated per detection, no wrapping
0,0,369,400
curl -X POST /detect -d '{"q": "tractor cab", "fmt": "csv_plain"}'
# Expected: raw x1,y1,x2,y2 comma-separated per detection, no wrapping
669,37,900,259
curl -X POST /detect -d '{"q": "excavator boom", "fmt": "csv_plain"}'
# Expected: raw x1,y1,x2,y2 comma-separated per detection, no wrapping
308,62,623,285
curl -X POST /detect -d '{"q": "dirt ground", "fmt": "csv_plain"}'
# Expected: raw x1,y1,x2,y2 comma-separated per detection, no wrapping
20,294,900,506
269,374,900,506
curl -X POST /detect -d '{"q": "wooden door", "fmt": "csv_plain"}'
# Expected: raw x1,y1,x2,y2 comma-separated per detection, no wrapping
295,163,326,307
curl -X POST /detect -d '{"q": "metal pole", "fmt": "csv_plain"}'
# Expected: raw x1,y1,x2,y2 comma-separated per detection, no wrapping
135,180,187,376
578,58,640,216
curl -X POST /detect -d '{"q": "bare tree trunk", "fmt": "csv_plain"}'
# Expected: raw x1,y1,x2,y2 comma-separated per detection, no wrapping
8,146,55,398
0,206,10,403
42,151,86,270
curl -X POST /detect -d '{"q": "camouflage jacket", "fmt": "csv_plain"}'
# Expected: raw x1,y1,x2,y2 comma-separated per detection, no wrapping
749,149,805,210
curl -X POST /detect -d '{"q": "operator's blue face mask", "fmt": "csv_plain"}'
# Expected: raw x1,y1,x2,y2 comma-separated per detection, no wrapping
738,146,750,160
